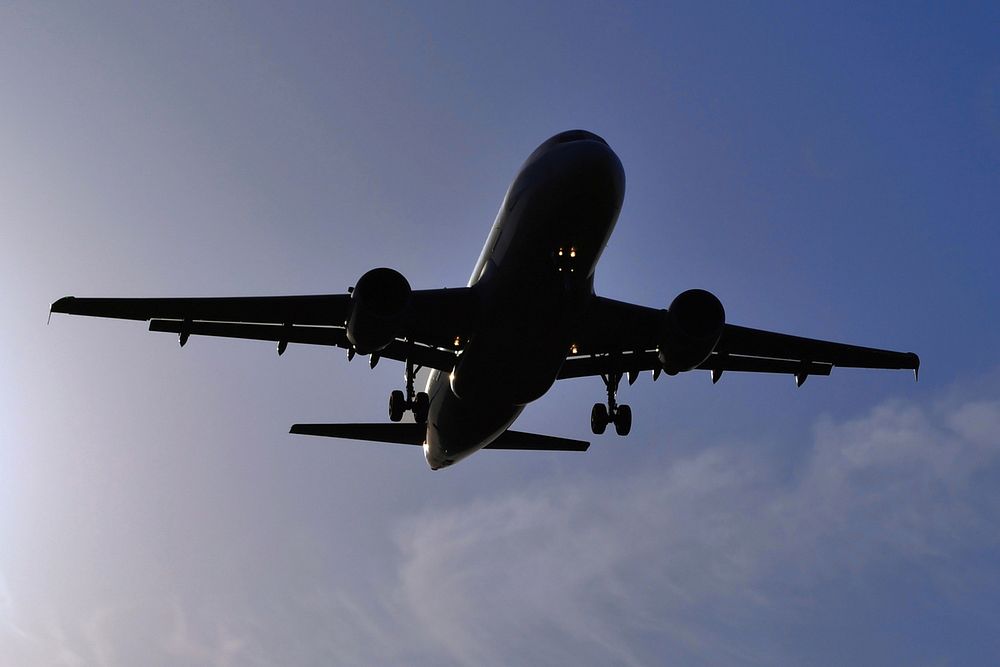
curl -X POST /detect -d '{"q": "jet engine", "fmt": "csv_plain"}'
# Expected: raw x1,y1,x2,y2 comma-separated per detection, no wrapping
346,268,411,354
657,289,725,375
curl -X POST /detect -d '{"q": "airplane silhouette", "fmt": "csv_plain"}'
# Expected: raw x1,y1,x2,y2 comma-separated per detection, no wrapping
51,130,919,469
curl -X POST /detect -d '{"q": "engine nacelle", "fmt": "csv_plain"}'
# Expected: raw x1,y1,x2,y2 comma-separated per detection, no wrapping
658,289,725,375
346,268,411,354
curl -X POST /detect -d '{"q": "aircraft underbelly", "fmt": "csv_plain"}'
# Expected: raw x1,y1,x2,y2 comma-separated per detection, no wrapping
423,380,522,469
423,285,573,468
452,292,570,405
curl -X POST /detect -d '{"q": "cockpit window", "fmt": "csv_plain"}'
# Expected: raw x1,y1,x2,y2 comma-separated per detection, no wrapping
524,129,611,167
549,129,609,146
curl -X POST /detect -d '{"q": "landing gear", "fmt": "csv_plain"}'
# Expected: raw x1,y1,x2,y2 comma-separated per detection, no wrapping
591,371,632,436
388,355,429,423
387,390,405,422
614,404,631,436
412,391,429,423
591,403,609,435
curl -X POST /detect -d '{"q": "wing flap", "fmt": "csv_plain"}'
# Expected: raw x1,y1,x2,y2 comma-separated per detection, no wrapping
149,320,457,371
150,320,347,345
558,351,659,380
557,352,836,380
698,354,833,376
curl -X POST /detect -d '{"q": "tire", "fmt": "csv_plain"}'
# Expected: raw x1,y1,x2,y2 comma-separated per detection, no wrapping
388,390,405,422
591,403,608,435
614,404,632,436
413,392,429,424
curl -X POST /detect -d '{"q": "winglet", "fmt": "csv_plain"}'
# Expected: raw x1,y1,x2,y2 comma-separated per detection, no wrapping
911,353,920,382
50,296,76,315
49,296,77,324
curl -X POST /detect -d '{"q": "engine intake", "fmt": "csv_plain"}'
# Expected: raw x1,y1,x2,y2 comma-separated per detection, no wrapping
346,268,411,354
658,289,725,375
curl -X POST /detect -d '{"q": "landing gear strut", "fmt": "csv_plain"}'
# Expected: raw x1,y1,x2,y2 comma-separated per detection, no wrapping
591,372,632,436
389,355,429,423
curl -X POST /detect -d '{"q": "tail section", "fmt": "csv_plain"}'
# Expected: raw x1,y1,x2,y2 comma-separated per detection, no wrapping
290,423,589,452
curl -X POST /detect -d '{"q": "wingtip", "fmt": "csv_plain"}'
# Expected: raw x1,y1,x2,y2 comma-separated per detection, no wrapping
49,296,76,314
910,353,920,382
48,296,76,324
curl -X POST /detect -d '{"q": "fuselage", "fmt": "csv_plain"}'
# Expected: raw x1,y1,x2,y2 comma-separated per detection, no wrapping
422,130,626,469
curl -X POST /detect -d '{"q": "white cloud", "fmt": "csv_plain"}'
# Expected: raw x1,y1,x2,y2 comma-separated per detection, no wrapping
389,390,1000,666
0,573,31,643
2,385,998,666
161,599,248,667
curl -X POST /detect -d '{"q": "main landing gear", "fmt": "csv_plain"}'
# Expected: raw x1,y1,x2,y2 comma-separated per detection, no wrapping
591,371,631,436
389,356,429,423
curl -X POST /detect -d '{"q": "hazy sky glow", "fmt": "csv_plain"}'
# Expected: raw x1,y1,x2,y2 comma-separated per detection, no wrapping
3,2,999,665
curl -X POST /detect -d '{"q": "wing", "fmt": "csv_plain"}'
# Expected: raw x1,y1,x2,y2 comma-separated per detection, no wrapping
559,297,919,384
50,288,477,372
50,294,350,324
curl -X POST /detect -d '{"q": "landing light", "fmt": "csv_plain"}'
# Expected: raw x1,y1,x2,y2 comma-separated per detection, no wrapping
453,336,461,347
570,343,578,354
569,248,576,258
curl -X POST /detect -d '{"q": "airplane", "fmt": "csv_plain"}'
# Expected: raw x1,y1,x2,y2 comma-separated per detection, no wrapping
51,129,919,469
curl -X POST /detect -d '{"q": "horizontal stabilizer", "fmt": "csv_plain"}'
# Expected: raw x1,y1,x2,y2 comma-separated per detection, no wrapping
290,423,589,452
485,430,589,451
290,422,425,445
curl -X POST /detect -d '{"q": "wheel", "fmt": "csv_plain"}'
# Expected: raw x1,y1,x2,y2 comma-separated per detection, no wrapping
591,403,608,435
614,404,632,436
413,392,429,424
388,390,405,422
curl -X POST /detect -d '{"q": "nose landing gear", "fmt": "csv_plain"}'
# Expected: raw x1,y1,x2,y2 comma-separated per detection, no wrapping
388,356,429,423
591,371,631,436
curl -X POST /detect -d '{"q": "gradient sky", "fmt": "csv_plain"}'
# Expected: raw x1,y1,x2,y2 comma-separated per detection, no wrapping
3,2,999,665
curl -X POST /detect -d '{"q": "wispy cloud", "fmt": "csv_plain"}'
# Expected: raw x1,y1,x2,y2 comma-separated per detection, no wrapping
389,389,1000,665
0,573,32,643
3,384,998,666
0,577,86,667
161,598,248,667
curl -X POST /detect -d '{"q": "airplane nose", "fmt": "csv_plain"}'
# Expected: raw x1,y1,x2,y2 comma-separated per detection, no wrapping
521,131,626,205
551,136,626,210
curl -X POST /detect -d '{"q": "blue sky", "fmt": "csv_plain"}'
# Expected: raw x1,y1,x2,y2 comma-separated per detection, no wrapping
2,2,999,664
